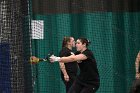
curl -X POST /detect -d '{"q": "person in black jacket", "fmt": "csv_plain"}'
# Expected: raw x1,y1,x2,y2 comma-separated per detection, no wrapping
59,37,78,93
50,37,100,93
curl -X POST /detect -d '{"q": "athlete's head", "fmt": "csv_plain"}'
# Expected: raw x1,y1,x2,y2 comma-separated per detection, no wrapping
62,36,75,48
76,37,91,52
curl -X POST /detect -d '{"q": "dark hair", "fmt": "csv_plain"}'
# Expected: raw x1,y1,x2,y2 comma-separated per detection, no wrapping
78,37,91,47
62,36,72,47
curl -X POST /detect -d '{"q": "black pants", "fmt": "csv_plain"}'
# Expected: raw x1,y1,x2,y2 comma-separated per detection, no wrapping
129,79,140,93
68,79,99,93
62,74,76,93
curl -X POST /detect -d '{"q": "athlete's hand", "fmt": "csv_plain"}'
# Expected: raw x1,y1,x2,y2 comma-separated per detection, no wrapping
49,55,60,62
64,74,69,82
136,73,140,79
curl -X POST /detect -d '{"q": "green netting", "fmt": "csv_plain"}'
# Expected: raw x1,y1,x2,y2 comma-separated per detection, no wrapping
31,12,140,93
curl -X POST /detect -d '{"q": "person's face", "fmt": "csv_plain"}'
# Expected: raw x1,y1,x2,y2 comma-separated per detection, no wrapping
76,39,86,51
69,37,75,47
